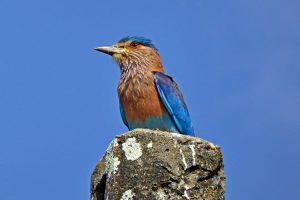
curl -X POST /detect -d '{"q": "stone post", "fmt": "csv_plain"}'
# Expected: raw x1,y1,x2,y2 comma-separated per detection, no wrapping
91,129,225,200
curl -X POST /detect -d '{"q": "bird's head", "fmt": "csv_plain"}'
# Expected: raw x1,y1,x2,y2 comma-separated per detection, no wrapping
95,36,163,72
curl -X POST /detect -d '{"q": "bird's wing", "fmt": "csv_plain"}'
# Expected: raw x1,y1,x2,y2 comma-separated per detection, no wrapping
154,72,194,136
119,103,129,129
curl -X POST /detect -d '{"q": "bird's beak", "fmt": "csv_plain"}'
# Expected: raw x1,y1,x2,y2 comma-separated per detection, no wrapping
94,45,123,56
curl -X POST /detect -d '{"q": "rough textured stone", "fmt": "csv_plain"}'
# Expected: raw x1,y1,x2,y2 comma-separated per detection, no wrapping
91,129,225,200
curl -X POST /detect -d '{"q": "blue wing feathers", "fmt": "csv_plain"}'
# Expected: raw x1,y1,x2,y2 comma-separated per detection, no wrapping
154,72,194,136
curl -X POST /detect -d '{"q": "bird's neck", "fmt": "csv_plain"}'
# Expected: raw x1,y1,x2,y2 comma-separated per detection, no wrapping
118,50,163,72
118,64,151,98
117,51,164,98
118,55,163,86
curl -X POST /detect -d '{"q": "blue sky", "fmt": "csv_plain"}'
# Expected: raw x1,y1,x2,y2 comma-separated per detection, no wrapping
0,0,299,199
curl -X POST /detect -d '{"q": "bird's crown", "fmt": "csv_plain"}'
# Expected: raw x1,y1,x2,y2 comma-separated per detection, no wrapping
118,36,157,51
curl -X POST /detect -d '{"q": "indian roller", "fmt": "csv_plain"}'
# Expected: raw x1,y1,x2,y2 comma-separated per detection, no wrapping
95,36,194,136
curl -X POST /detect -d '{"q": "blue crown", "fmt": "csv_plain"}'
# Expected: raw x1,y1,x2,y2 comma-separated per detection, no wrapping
119,36,157,50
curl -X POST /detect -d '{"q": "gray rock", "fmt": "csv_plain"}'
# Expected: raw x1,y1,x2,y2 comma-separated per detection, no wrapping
91,129,225,200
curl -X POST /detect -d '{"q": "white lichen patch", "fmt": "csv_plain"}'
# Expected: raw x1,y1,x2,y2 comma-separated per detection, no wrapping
183,190,190,200
209,142,217,150
189,144,196,166
170,132,182,137
147,141,153,148
104,139,121,178
121,189,134,200
113,139,119,147
156,189,168,200
122,137,142,160
179,148,188,170
109,157,120,176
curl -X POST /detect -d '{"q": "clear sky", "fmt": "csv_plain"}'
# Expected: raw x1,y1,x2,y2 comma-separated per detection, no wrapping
0,0,299,199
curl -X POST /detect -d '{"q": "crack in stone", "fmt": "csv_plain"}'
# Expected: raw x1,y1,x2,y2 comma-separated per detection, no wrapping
197,162,222,182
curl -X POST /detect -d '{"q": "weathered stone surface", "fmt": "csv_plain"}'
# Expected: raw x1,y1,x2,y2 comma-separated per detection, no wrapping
91,129,225,200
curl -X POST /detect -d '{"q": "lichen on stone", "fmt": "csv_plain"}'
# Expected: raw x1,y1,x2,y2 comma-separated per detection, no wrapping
105,139,121,178
180,148,188,170
189,144,196,166
120,189,134,200
147,141,153,148
122,137,142,161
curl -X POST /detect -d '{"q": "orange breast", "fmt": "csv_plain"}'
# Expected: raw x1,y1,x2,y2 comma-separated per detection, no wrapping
119,75,166,122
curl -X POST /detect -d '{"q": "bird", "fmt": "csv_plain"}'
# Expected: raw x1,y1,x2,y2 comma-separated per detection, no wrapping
95,36,194,136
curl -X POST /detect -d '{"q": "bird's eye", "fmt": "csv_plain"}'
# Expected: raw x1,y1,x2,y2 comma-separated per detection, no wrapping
131,42,139,47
